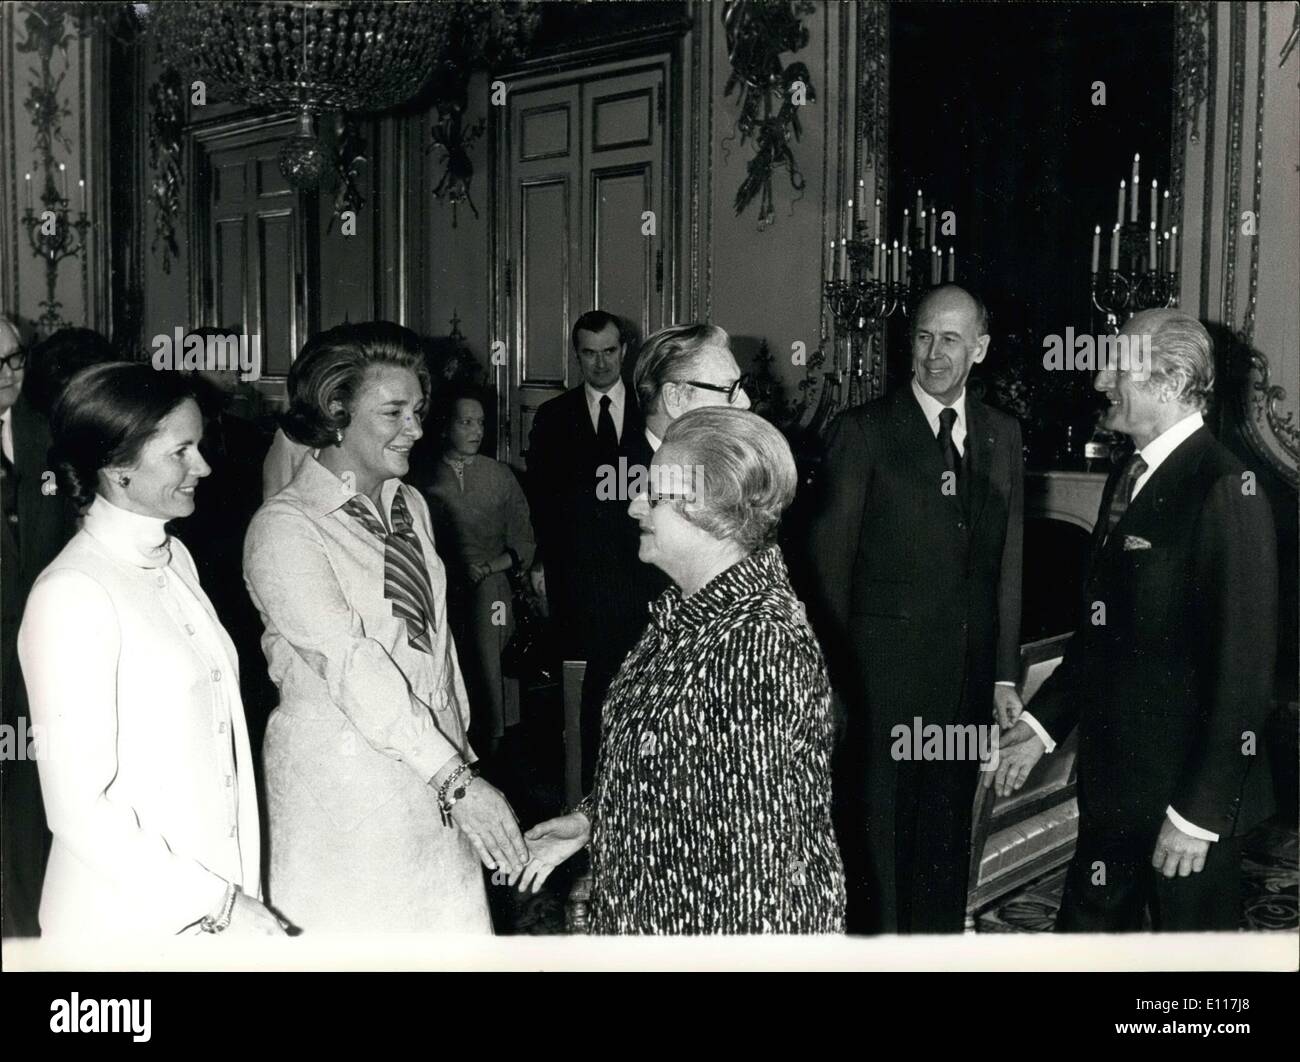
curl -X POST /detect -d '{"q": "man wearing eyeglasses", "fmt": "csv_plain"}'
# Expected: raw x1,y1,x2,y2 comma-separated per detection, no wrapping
1,315,78,937
633,323,751,453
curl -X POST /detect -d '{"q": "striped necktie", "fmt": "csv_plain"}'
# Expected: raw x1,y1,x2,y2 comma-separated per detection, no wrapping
342,489,438,654
1105,452,1149,540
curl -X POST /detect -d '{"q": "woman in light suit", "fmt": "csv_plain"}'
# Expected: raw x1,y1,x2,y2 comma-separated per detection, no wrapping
244,323,527,932
18,363,281,937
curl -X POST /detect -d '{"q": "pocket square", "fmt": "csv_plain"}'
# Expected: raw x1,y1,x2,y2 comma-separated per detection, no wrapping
1123,535,1152,550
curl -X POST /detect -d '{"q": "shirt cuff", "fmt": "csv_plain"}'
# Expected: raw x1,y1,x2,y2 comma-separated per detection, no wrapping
1166,806,1219,842
1018,710,1056,753
994,680,1017,687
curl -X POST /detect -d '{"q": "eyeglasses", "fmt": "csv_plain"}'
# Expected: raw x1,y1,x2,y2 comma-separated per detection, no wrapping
677,373,753,405
646,492,693,509
0,348,27,373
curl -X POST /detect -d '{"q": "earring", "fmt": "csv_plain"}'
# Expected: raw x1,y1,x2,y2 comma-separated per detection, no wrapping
117,475,130,487
335,428,344,445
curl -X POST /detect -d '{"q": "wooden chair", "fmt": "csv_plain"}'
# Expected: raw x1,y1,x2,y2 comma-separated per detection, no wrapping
965,633,1079,928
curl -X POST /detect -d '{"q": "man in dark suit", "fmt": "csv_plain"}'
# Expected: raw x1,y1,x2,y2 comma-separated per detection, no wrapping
808,285,1025,934
991,309,1277,932
527,310,658,789
1,318,81,936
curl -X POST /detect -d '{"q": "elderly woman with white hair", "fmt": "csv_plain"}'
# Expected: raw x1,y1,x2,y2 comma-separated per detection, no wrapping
513,407,845,934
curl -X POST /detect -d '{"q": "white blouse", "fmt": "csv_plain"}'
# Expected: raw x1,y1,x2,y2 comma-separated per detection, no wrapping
17,495,261,936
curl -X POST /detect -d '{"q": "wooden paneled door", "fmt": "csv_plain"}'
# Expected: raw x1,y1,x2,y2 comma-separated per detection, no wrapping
190,115,316,383
498,56,673,466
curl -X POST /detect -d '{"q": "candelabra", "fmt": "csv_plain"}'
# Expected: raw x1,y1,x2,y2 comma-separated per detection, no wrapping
1090,219,1178,329
22,171,93,335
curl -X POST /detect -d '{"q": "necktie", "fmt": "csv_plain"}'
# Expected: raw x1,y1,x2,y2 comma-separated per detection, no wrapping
343,489,439,654
937,407,961,480
1105,452,1149,539
596,394,619,460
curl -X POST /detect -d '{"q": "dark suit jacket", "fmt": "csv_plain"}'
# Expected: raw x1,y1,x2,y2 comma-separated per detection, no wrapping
1,392,76,936
1027,425,1277,843
808,384,1024,736
526,384,661,662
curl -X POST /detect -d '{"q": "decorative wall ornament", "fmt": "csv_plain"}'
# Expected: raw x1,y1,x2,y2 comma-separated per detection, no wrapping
423,1,540,226
721,0,817,229
15,1,97,334
146,59,183,273
152,1,441,191
327,113,369,233
856,0,889,175
1169,1,1211,239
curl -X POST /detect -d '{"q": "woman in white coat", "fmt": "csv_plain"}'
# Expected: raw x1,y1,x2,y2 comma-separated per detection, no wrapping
244,322,527,933
18,363,282,937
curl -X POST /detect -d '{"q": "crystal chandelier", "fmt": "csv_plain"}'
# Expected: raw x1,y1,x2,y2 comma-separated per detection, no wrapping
151,1,439,190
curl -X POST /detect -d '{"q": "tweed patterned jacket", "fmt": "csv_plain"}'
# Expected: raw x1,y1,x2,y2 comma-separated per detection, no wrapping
579,545,846,934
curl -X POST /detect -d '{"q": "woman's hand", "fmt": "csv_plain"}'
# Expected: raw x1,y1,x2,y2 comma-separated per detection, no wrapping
226,892,289,936
449,777,530,875
509,813,590,894
468,561,492,585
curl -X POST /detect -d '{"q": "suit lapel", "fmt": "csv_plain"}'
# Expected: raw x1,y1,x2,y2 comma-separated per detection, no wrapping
893,386,964,521
965,398,996,531
1099,426,1214,557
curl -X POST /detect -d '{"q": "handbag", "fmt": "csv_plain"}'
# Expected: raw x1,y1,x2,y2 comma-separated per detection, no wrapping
500,566,556,685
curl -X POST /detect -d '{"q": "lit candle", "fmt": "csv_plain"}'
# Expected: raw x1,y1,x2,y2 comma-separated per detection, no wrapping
875,239,883,278
856,179,865,222
903,247,911,285
78,177,85,212
1162,231,1170,272
1161,188,1169,232
892,238,899,280
902,208,910,241
839,237,848,279
1169,225,1178,267
919,210,927,249
1117,180,1126,227
1148,221,1157,270
24,172,32,211
947,245,955,282
916,189,923,228
847,198,854,235
874,198,882,239
58,162,67,200
1150,179,1158,225
826,238,836,279
1091,225,1101,273
1110,224,1120,271
928,207,936,248
931,245,940,285
1130,156,1140,222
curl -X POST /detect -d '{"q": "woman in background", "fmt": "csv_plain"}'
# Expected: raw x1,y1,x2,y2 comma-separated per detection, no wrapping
424,385,536,757
19,363,277,937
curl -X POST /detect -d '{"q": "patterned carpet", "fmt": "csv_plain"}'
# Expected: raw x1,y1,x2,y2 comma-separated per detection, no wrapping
975,816,1299,932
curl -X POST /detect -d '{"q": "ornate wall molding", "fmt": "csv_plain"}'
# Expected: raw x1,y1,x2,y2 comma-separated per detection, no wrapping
1170,1,1211,278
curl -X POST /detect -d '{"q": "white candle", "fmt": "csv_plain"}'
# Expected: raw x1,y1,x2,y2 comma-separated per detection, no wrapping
931,245,939,285
826,239,836,279
839,237,848,279
856,179,865,222
928,207,937,248
874,198,882,239
1132,153,1140,192
902,208,910,242
1148,221,1157,270
1161,188,1169,233
1091,225,1101,273
892,239,899,281
1162,231,1170,272
1130,159,1140,222
903,247,911,285
1169,225,1178,267
1110,224,1120,270
24,172,32,211
947,245,955,282
78,177,85,212
1150,179,1158,225
875,239,883,278
1117,180,1126,227
847,199,854,236
58,162,67,199
916,189,923,228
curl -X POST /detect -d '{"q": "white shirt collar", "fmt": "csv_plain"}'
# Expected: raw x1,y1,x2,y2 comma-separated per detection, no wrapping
910,376,967,435
1134,411,1204,491
645,425,662,452
82,494,172,569
584,377,625,416
0,407,13,464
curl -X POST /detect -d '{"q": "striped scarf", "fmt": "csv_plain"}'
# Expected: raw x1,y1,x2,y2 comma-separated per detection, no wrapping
342,488,438,654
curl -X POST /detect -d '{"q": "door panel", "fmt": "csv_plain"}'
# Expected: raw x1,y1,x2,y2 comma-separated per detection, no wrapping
501,60,670,467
